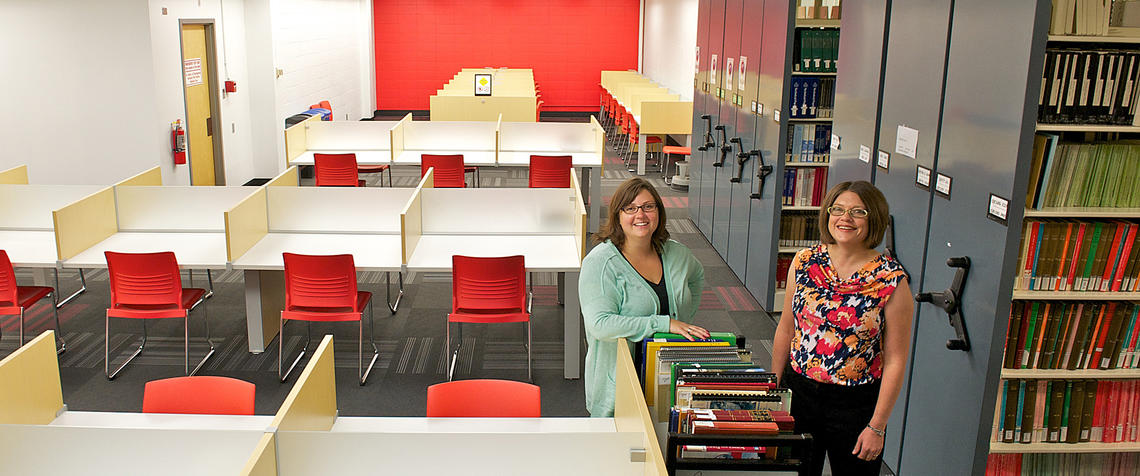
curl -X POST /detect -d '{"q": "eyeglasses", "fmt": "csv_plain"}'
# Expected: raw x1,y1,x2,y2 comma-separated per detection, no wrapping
620,202,659,214
827,206,869,219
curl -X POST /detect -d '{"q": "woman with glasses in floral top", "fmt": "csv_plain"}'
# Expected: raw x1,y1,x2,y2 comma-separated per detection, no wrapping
771,180,914,476
579,178,708,417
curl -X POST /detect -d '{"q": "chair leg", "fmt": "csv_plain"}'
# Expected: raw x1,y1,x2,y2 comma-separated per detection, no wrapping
446,321,454,381
526,321,532,383
359,301,380,386
51,291,65,354
279,320,312,383
189,304,216,376
106,318,148,380
54,267,87,309
385,271,404,314
18,307,24,348
386,167,393,187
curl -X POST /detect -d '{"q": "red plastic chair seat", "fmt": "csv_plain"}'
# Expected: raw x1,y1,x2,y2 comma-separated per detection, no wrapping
357,164,390,173
426,379,541,417
283,291,372,322
662,146,692,156
107,288,205,319
449,308,530,324
143,376,255,415
645,136,663,144
1,286,52,313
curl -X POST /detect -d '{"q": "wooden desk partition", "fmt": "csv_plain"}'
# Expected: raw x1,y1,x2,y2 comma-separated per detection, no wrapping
284,115,322,167
400,170,433,264
116,166,162,187
591,115,606,165
0,332,64,425
639,101,694,135
571,172,587,260
239,433,278,476
51,186,117,260
224,188,268,262
390,113,412,160
0,165,29,184
267,166,299,187
614,338,667,476
271,335,337,432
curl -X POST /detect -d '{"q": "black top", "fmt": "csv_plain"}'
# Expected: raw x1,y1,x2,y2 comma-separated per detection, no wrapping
645,274,670,316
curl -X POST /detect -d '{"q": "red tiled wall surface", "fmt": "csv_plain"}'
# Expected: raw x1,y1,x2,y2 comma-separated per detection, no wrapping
373,0,640,112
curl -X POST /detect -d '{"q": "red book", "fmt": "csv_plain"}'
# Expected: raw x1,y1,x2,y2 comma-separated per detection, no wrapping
1091,381,1108,442
1084,305,1108,369
691,420,780,435
1014,302,1031,367
1100,222,1127,292
1065,223,1087,291
1090,302,1119,368
1055,222,1074,290
1104,381,1120,442
1022,221,1040,290
1111,223,1137,291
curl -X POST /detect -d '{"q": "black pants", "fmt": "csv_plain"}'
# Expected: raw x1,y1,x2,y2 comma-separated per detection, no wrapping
783,368,882,476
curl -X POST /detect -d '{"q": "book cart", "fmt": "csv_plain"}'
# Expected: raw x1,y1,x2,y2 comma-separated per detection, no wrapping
665,433,815,476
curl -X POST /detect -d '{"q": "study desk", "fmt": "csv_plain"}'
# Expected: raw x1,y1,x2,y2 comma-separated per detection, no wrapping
229,186,412,352
600,71,694,176
0,184,106,268
432,68,537,122
284,117,399,167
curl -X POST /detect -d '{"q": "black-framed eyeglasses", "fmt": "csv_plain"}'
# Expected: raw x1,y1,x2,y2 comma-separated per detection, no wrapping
620,203,659,214
827,206,869,218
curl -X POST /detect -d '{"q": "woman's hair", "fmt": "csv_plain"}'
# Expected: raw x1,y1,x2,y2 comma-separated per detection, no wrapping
595,177,670,253
818,180,890,249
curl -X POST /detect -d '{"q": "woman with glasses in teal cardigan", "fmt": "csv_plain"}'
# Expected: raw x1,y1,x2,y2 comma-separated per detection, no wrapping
579,178,708,417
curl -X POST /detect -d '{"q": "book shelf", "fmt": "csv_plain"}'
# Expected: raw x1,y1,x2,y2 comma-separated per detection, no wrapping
991,27,1140,467
791,71,837,76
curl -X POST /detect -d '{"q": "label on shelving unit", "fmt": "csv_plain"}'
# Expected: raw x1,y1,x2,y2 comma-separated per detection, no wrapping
710,54,718,85
936,173,952,199
757,103,764,116
987,193,1009,226
896,125,919,159
877,150,890,170
831,133,840,150
725,57,734,89
773,109,780,123
751,101,757,113
738,56,748,90
695,47,700,77
859,145,871,163
916,165,931,189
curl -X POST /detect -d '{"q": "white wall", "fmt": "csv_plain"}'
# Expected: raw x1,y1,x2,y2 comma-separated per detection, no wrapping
0,0,163,185
642,0,698,101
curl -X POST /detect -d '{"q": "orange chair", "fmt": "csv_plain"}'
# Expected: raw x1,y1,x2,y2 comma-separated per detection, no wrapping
446,255,531,381
142,376,255,415
421,154,467,188
0,250,64,354
528,155,572,188
280,253,377,385
314,153,366,187
426,379,541,417
104,251,213,379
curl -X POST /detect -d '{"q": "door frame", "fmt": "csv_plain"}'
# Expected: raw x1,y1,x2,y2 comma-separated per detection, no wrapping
178,19,226,185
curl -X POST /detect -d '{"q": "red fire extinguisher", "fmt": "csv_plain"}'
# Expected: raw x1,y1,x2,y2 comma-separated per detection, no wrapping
172,120,187,165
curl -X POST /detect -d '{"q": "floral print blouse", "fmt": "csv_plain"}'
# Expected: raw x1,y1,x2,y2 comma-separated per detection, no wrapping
788,244,907,386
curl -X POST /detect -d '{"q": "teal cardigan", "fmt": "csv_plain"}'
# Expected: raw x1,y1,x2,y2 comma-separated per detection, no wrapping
579,239,704,417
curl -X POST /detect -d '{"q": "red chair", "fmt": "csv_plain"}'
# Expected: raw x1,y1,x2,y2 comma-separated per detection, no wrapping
421,154,466,188
280,253,377,385
314,153,366,187
104,251,213,379
0,250,64,355
528,155,572,188
447,255,531,381
624,113,663,171
142,376,255,415
426,379,541,417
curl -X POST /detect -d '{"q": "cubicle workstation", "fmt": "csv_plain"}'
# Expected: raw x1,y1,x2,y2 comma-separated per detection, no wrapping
600,71,694,176
229,167,416,353
283,114,401,167
497,117,606,231
402,173,587,379
0,332,273,475
431,68,538,122
390,114,500,166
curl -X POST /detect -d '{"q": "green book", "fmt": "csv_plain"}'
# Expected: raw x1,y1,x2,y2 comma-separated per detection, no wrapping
1080,222,1104,291
650,332,739,347
1060,381,1073,442
1085,144,1111,207
1022,302,1040,368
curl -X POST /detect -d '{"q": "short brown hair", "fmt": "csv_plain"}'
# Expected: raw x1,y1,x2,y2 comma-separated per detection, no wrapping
818,180,889,249
595,177,670,253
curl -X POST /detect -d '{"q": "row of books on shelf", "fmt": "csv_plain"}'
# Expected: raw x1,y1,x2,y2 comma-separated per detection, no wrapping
996,379,1140,445
795,0,840,20
1026,137,1140,209
987,453,1139,476
789,77,834,119
1015,220,1139,292
786,123,832,163
1003,301,1140,371
783,166,829,207
1048,0,1113,36
778,214,820,248
1038,48,1140,125
794,29,839,73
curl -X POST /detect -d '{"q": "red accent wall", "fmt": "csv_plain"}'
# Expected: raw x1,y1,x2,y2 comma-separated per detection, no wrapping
373,0,640,112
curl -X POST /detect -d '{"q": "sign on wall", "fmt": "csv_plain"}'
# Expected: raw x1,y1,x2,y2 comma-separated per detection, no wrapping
475,73,492,96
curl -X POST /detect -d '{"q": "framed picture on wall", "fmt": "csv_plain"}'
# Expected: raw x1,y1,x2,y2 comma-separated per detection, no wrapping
475,73,492,96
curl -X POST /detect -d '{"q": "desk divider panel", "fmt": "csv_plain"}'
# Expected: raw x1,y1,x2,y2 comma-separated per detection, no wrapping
266,187,409,233
630,93,681,118
0,332,63,425
403,120,498,151
499,122,597,153
495,113,503,162
389,113,412,160
283,115,321,167
114,186,257,232
0,165,28,184
620,86,670,108
266,166,299,187
591,116,606,163
305,120,398,151
400,170,433,264
115,166,162,187
420,188,577,235
239,433,277,476
571,173,588,261
271,335,337,432
613,338,668,476
0,185,103,230
225,188,268,262
52,186,117,260
640,101,694,135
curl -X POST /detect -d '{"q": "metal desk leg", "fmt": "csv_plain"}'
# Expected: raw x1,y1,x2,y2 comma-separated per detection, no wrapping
584,166,602,232
564,271,581,379
637,133,647,176
244,269,284,353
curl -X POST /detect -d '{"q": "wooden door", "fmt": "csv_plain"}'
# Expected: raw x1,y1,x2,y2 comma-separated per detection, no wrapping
181,23,216,186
